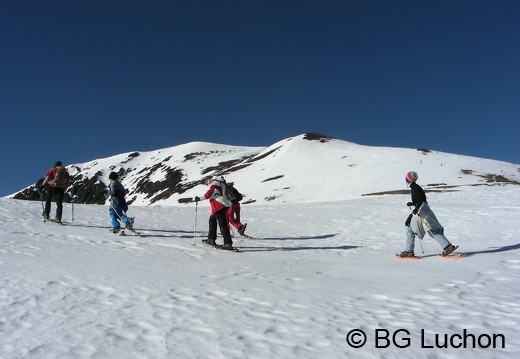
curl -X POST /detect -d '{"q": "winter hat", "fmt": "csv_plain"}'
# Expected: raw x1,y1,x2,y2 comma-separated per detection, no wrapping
109,172,118,180
405,171,418,184
54,161,62,167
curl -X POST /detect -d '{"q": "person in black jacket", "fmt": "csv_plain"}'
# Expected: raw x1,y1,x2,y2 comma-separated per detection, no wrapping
400,171,457,257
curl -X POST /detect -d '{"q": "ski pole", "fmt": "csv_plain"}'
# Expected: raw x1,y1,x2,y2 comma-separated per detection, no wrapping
68,190,74,222
40,188,44,210
39,187,47,219
193,201,198,245
418,234,425,255
229,226,241,248
41,193,45,215
70,185,78,222
104,192,124,222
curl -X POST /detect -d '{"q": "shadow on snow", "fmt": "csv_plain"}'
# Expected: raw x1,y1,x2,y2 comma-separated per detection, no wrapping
237,245,359,252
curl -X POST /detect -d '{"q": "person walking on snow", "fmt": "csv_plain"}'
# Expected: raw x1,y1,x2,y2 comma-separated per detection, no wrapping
225,182,248,236
400,171,458,257
194,176,234,249
108,171,134,234
40,161,71,223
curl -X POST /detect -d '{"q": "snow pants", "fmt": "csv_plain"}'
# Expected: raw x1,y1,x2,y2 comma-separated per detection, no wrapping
208,207,232,245
405,202,450,252
44,187,65,221
227,201,242,230
109,206,131,229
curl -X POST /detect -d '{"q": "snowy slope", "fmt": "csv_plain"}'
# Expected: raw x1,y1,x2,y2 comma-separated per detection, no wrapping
1,184,519,359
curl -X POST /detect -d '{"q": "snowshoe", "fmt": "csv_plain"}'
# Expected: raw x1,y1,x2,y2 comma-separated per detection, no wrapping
109,228,125,235
202,239,217,246
217,243,240,252
125,218,135,230
396,251,421,260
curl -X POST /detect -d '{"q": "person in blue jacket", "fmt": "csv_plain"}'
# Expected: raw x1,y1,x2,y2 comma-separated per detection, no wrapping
108,171,134,234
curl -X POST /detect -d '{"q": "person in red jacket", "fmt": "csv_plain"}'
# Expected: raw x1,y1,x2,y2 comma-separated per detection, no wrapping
40,161,71,223
225,182,247,236
194,176,233,250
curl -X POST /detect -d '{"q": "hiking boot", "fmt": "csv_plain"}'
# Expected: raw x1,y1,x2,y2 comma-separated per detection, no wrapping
203,239,216,246
53,218,62,224
399,251,415,257
238,223,247,235
109,228,121,234
443,244,457,256
125,218,135,230
220,243,234,251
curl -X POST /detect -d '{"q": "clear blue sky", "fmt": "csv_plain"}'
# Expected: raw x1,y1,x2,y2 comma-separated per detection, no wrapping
1,0,519,197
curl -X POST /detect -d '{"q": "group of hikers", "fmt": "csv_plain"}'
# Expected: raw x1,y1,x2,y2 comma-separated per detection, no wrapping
39,161,249,250
39,161,457,254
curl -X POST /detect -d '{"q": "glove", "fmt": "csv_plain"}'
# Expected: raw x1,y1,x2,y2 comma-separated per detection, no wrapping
405,214,412,227
412,207,419,215
406,202,414,207
194,196,200,202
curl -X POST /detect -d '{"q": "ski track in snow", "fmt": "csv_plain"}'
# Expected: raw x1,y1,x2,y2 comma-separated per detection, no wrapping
1,186,520,358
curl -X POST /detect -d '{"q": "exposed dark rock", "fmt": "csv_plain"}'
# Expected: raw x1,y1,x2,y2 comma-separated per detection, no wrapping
479,173,519,184
262,175,284,183
248,146,282,162
12,172,107,204
417,148,431,154
303,133,335,143
122,152,140,163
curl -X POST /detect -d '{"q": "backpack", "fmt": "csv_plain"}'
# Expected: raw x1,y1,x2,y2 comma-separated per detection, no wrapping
52,166,69,188
223,183,242,202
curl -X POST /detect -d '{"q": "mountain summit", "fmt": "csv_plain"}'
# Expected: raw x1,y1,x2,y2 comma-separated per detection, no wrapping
12,133,519,206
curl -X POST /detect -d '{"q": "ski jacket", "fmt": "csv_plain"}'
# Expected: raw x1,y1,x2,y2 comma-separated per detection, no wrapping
204,179,231,215
109,180,128,212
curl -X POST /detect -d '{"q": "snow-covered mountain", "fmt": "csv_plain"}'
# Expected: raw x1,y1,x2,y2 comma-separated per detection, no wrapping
11,133,520,205
2,133,520,358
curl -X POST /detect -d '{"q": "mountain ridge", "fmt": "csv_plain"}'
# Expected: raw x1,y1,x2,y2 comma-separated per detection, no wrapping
11,133,520,206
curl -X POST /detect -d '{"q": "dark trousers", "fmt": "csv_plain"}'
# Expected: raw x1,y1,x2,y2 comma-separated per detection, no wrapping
44,187,65,220
208,207,232,245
